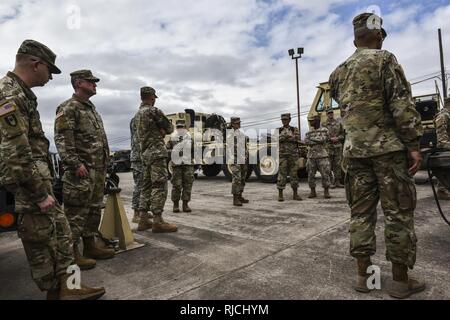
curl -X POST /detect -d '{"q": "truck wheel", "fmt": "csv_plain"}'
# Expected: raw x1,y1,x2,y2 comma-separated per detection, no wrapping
202,164,222,177
254,153,278,183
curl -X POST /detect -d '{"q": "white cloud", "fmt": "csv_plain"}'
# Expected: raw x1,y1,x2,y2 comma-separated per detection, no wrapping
0,0,449,150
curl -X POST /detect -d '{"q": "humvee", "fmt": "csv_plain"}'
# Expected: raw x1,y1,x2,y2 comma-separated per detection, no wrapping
165,109,303,183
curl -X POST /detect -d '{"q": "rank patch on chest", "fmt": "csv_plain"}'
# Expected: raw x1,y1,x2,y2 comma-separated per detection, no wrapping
0,102,16,117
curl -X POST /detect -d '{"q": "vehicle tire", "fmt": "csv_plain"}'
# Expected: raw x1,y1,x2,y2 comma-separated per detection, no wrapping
254,150,278,183
202,164,222,177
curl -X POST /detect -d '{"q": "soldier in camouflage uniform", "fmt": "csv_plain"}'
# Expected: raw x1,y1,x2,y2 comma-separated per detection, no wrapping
228,117,249,206
305,115,332,199
135,86,177,233
130,113,145,223
277,113,302,202
0,40,104,300
322,107,345,188
329,13,425,298
167,119,195,213
434,97,450,200
55,70,115,270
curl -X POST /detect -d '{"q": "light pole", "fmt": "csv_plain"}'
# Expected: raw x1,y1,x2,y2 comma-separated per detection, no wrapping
288,47,304,136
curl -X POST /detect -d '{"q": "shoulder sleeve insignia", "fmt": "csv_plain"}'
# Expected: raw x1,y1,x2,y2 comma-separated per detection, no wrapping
0,101,17,117
56,110,64,120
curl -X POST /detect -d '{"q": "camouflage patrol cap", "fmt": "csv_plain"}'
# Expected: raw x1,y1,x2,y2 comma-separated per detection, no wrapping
141,86,158,98
281,113,291,120
353,13,387,38
230,117,241,124
70,70,100,82
176,119,186,128
17,39,61,74
308,114,321,121
326,107,334,114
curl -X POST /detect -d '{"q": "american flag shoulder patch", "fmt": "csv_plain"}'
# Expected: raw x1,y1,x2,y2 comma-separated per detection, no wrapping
56,110,64,120
0,101,17,117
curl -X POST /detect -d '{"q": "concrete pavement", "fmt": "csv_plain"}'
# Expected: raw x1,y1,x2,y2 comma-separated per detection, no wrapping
0,171,449,300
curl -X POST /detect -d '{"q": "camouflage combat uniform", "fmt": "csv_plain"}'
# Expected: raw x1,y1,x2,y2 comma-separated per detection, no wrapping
323,116,345,185
305,127,332,189
130,114,144,210
434,104,450,194
277,126,301,190
54,94,109,241
167,130,195,203
329,47,423,268
0,71,73,291
227,125,249,196
135,103,173,215
435,106,450,149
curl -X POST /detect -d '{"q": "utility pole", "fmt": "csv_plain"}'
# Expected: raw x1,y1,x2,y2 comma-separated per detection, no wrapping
288,48,304,136
438,29,447,99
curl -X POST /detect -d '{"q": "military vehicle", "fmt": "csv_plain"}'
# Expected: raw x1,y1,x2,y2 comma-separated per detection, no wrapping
307,82,442,165
165,109,301,183
110,150,131,173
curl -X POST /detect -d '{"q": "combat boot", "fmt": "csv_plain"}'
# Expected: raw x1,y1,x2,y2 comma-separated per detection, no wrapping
437,189,450,200
292,188,302,201
239,193,249,204
152,214,178,233
137,212,153,231
233,194,243,206
73,242,96,270
278,189,284,202
308,188,317,199
324,187,331,199
388,263,426,299
354,257,372,293
173,201,180,213
58,274,105,300
83,236,115,260
132,210,140,223
182,201,192,212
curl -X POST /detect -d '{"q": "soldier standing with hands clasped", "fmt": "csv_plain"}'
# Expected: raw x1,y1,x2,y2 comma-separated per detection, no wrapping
135,86,177,233
329,13,425,298
167,119,195,213
322,107,345,188
228,117,250,207
305,115,332,199
55,70,115,271
276,113,302,202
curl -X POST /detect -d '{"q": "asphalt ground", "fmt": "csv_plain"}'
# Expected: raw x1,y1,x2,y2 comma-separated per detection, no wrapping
0,171,449,300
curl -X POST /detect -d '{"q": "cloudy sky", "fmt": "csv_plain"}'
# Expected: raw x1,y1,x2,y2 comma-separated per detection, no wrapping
1,0,449,150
